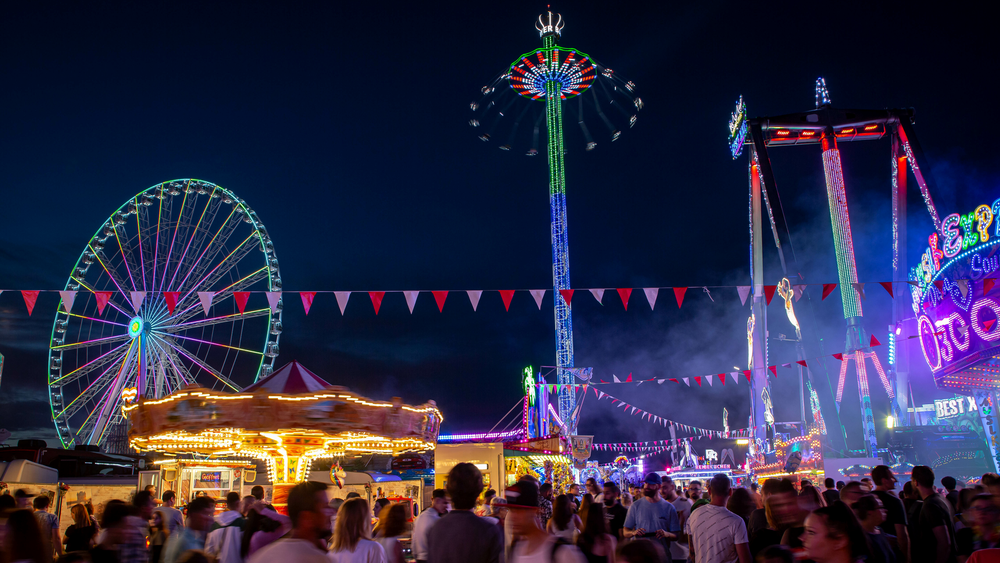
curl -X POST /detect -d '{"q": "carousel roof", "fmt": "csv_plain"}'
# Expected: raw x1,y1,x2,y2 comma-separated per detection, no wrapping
243,361,331,394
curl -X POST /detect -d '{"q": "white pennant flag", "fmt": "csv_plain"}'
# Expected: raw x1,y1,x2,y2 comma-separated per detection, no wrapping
59,291,76,314
731,372,740,384
590,288,605,304
130,291,146,313
705,374,713,386
334,291,351,315
657,379,665,384
958,279,969,298
852,282,866,300
630,407,637,415
266,292,282,313
197,292,214,316
403,291,419,313
613,374,621,383
737,286,751,305
644,288,659,310
530,290,545,310
467,290,482,311
682,377,690,386
793,285,806,302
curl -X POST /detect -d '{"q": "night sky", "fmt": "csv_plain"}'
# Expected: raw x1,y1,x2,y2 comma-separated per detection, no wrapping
1,1,997,467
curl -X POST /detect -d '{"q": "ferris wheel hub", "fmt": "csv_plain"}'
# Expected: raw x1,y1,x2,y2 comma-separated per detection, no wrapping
127,316,146,339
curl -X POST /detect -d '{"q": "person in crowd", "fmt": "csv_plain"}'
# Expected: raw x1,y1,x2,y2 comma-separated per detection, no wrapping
155,491,184,538
840,481,865,507
861,478,874,492
687,481,703,502
982,474,1000,506
601,482,628,541
490,497,509,529
0,493,17,510
411,489,448,563
943,477,960,512
327,497,386,563
373,503,406,563
14,489,33,509
852,494,896,563
727,487,757,528
749,479,781,536
162,496,216,563
620,491,633,509
799,485,826,512
623,473,680,555
505,480,587,563
836,481,846,492
750,479,799,558
577,501,616,563
117,491,155,563
757,545,794,563
204,492,245,563
33,494,62,563
426,462,503,563
90,501,133,563
801,480,813,490
240,502,289,559
64,503,99,553
548,494,583,541
86,501,100,530
903,481,924,548
246,482,331,563
477,489,497,517
586,478,604,504
250,486,264,502
539,483,555,530
241,496,256,516
872,465,910,563
749,483,763,510
958,487,986,529
802,502,869,563
616,540,664,563
580,495,594,522
569,484,583,502
958,493,1000,562
150,510,167,563
5,508,46,563
659,476,692,563
686,474,750,563
822,478,841,506
911,465,958,563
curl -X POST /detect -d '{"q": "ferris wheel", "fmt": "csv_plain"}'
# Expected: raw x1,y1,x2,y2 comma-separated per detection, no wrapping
48,179,282,452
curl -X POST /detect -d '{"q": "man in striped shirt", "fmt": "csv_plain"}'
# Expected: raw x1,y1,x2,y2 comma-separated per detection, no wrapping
686,474,750,563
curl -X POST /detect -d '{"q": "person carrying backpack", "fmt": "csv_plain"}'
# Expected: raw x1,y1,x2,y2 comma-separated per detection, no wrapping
205,492,247,563
506,480,587,563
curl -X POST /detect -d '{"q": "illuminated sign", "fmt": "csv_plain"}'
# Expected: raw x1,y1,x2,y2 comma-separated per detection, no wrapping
728,96,748,159
523,366,535,406
934,396,977,419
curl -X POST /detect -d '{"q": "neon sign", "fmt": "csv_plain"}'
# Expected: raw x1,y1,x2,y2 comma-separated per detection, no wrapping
729,96,748,159
934,396,977,419
523,366,535,406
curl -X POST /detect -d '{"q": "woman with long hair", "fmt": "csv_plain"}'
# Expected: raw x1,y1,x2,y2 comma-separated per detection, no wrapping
329,498,387,563
547,494,582,542
851,494,895,563
4,508,47,563
799,486,827,512
372,504,406,563
577,502,616,563
803,502,870,563
64,504,98,552
241,502,290,558
726,487,757,527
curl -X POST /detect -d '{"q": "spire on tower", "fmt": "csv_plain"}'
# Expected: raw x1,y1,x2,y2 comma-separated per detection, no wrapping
536,11,564,38
815,77,831,108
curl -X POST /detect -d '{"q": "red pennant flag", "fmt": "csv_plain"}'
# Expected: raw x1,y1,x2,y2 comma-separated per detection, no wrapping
694,376,702,386
870,334,881,347
625,373,632,383
669,378,678,383
559,289,575,306
768,366,777,377
718,373,726,386
796,360,808,367
985,319,997,332
743,370,751,382
300,292,316,315
673,287,687,308
369,291,385,315
822,284,837,300
833,353,844,361
933,280,944,293
432,291,448,312
880,282,894,298
233,292,250,314
986,278,997,295
95,291,113,315
21,290,39,316
763,285,777,305
617,288,632,310
499,290,515,311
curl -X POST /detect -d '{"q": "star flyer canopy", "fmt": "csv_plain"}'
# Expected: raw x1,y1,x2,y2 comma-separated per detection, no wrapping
124,361,442,484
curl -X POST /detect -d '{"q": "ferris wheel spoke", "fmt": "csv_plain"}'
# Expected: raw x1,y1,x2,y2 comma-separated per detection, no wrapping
178,210,247,295
150,187,172,294
147,337,183,396
84,248,137,312
168,266,268,325
58,340,135,421
111,221,141,293
166,187,222,292
52,333,131,352
172,206,240,296
160,336,241,391
67,313,127,328
159,343,204,388
178,231,260,300
82,345,138,444
51,340,132,385
153,329,264,355
158,183,196,292
158,308,269,332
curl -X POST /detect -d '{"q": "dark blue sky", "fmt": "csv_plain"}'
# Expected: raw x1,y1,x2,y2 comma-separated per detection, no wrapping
1,0,996,464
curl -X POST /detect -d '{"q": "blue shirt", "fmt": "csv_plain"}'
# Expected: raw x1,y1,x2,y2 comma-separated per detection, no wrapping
624,497,681,550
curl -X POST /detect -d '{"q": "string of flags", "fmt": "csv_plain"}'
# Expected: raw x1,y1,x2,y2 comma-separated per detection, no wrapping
589,386,755,437
592,435,749,452
0,277,972,317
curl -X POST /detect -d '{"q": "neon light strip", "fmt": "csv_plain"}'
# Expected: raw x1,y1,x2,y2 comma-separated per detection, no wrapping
173,235,259,312
437,429,524,442
153,186,163,293
82,252,132,316
113,220,138,292
58,340,132,418
136,197,147,292
51,340,131,384
69,313,127,327
154,330,263,355
82,339,136,443
158,309,267,331
168,342,240,391
167,185,217,292
160,182,190,292
52,333,131,350
173,205,238,295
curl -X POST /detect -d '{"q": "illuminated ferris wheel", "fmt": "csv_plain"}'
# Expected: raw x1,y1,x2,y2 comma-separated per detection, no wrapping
48,179,282,453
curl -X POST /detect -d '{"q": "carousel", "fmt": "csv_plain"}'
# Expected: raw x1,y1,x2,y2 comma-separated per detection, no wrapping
125,361,442,508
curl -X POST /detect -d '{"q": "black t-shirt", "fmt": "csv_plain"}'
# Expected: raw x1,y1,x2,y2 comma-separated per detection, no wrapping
822,489,840,506
65,524,97,552
868,531,897,563
913,493,957,563
874,490,908,532
748,507,769,536
603,502,628,539
90,546,121,563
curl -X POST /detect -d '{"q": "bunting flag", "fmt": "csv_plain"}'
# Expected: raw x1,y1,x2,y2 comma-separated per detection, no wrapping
596,389,738,436
163,291,179,315
870,334,881,347
613,374,621,383
769,365,777,377
682,378,690,386
718,373,726,386
763,285,777,305
933,280,944,293
21,290,39,316
530,290,546,310
58,290,76,314
499,290,515,311
737,286,751,306
743,370,751,383
432,290,448,312
590,288,605,304
335,291,351,315
822,284,837,300
793,285,806,302
644,288,659,310
625,373,632,382
300,292,316,315
197,292,214,315
234,291,250,314
796,360,808,367
880,282,894,298
705,374,713,386
985,319,997,332
782,362,791,369
559,289,575,306
404,291,419,313
617,288,632,310
369,291,385,315
673,287,686,308
852,283,866,300
467,290,482,311
833,353,844,361
986,278,997,295
266,292,281,314
958,279,969,298
130,291,146,313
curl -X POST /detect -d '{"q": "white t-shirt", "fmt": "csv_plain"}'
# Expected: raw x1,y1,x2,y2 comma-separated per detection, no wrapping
669,496,693,560
328,538,387,563
247,538,329,563
155,506,184,534
511,535,588,563
685,503,748,563
410,508,441,560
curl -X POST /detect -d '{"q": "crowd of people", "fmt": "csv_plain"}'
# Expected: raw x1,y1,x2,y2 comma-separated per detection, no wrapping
1,462,996,563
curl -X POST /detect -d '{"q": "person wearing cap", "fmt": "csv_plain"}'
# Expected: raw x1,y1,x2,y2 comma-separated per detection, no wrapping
623,473,681,554
506,480,587,563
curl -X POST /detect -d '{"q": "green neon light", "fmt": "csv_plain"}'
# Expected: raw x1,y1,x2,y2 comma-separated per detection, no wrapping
523,366,535,406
